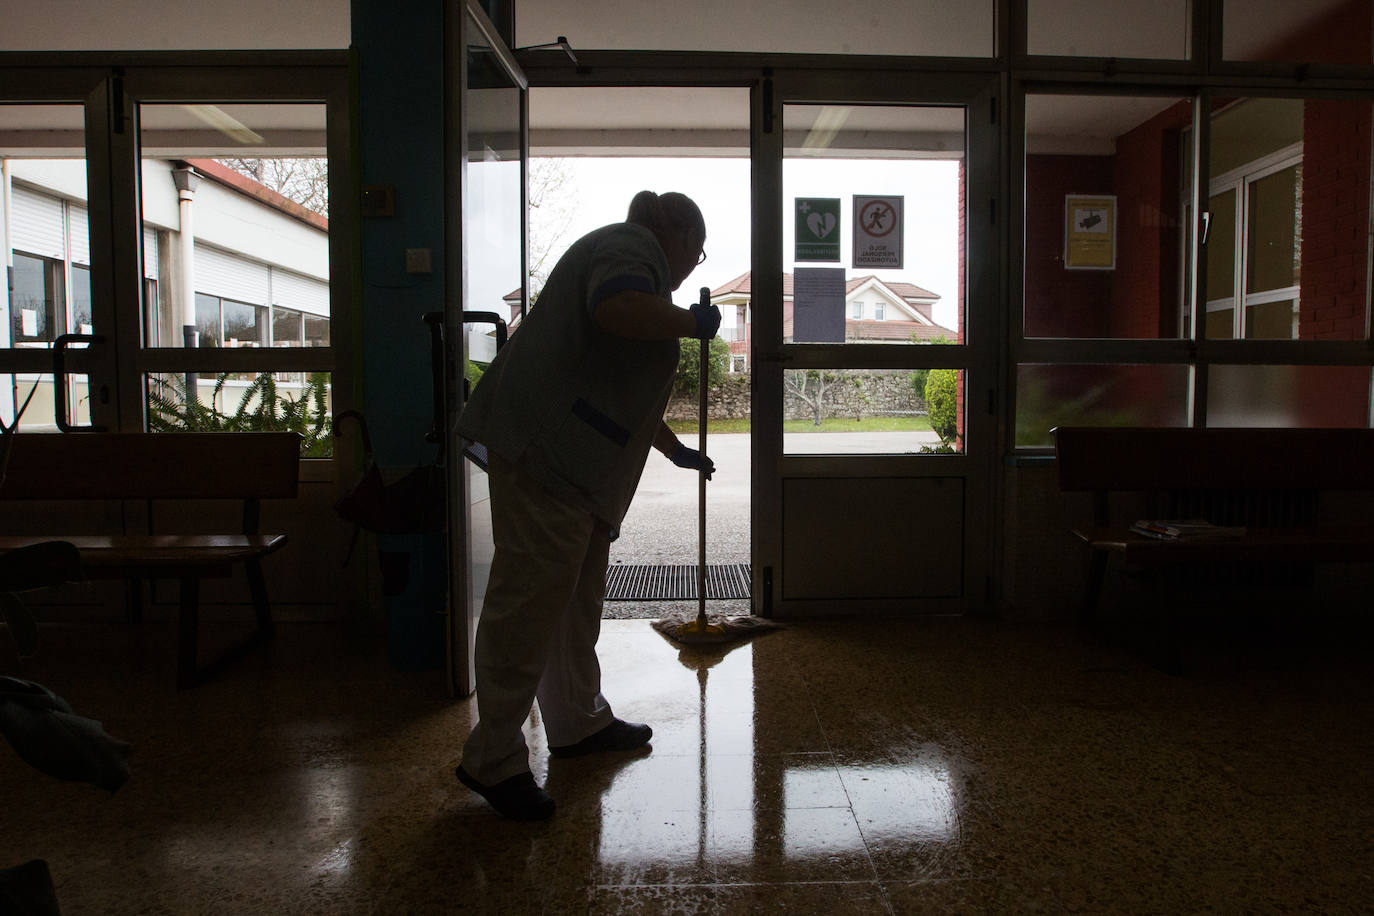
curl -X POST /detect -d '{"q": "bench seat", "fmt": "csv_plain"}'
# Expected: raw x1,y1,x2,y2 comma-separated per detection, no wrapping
0,432,300,688
1070,525,1374,566
0,535,288,574
1054,426,1374,670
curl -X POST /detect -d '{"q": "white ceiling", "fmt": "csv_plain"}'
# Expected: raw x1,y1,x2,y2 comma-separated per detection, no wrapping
0,0,1357,159
1,0,1345,60
518,0,1354,156
517,0,1350,59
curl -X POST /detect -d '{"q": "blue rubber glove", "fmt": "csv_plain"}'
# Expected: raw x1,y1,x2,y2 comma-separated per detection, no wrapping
669,443,715,480
689,302,722,340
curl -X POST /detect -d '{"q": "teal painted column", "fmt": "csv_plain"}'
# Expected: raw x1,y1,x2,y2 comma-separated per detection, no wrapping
352,0,448,669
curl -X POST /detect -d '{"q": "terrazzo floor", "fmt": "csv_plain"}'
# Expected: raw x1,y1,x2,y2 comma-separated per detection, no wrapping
2,613,1372,914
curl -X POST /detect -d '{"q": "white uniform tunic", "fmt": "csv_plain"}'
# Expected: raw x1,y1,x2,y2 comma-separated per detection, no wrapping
458,222,681,530
456,222,681,785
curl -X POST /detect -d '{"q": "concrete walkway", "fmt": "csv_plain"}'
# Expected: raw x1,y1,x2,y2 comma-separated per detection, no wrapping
606,430,942,617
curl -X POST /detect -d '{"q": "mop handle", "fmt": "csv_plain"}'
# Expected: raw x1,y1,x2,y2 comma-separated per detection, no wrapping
697,286,709,626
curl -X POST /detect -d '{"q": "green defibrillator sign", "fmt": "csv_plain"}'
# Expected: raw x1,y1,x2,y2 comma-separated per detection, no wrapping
794,197,841,262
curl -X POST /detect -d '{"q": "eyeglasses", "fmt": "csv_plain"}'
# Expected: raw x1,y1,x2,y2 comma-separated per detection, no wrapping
696,248,707,266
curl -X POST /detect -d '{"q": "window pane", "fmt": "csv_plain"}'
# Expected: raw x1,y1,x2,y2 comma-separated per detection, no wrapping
1207,365,1370,427
138,103,330,351
1028,0,1192,59
1,374,52,432
1245,298,1297,338
1223,0,1372,65
70,265,93,333
1016,364,1191,447
194,293,222,347
145,371,334,456
1211,98,1303,178
222,299,265,347
783,104,964,346
518,0,994,56
466,41,523,368
272,307,303,345
1205,190,1237,302
0,104,91,433
10,253,59,344
1246,165,1299,295
782,368,961,455
0,104,94,361
1205,306,1236,339
304,315,330,347
1024,94,1193,339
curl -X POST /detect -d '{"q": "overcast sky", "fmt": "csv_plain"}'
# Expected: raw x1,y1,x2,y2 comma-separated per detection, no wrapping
522,155,962,332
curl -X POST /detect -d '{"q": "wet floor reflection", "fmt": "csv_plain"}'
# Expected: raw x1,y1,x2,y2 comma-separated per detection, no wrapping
588,637,961,878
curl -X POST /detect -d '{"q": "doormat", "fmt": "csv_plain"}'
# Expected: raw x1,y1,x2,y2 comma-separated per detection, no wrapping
605,563,751,600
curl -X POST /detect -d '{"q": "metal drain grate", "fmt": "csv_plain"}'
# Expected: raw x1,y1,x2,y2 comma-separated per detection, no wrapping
605,563,751,600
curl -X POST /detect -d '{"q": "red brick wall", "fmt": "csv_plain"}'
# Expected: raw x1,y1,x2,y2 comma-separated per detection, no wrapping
1299,99,1371,341
1110,104,1189,338
1023,155,1115,337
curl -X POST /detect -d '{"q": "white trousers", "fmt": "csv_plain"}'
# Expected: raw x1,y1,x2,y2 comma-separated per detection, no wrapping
460,453,616,784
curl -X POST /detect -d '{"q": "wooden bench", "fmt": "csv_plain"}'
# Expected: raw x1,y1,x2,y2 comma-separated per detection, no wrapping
1053,426,1374,656
0,432,301,688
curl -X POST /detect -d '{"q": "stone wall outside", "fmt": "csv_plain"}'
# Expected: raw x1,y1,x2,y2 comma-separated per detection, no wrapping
664,370,927,422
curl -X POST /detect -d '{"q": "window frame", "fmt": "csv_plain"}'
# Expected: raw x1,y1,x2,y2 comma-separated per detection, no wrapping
1203,142,1303,341
9,250,65,346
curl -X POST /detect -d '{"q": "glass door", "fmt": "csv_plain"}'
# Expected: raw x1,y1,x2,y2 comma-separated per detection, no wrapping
1,73,118,434
753,74,1000,614
446,0,527,696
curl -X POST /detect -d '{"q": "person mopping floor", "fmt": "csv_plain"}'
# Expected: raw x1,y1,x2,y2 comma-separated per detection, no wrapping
453,191,720,821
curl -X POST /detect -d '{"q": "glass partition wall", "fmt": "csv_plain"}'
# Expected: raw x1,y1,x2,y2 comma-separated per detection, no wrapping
1015,0,1373,447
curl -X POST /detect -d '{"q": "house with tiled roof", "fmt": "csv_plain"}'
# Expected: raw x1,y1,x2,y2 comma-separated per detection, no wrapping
710,271,955,372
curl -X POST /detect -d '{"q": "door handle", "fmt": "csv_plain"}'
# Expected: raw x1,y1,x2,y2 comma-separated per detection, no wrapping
462,311,508,352
456,310,509,406
421,311,510,447
53,333,108,433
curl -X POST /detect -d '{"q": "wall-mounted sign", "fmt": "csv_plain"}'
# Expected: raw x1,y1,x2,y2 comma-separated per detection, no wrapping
853,195,903,269
1064,195,1116,270
795,197,841,262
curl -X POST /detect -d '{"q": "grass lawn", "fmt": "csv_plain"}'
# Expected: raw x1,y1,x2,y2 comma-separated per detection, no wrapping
667,416,933,435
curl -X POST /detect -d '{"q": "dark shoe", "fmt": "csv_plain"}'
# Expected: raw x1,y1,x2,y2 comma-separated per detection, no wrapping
549,718,653,758
455,765,555,821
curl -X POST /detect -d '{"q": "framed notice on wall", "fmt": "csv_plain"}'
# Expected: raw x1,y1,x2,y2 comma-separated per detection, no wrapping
1064,195,1116,270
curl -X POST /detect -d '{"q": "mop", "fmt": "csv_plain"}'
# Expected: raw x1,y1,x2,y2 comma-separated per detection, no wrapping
652,288,783,648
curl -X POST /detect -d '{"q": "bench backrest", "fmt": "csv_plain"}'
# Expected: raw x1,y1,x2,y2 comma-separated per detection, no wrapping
0,432,302,501
1053,427,1374,493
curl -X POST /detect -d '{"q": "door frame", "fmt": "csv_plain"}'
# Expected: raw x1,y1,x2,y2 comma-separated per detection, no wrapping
444,0,529,697
504,58,1006,621
751,70,1004,616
